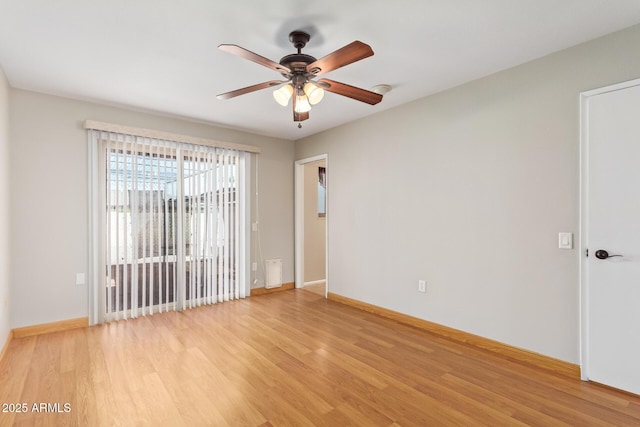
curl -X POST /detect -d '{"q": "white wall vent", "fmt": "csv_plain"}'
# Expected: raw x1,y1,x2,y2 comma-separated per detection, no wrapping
265,258,283,289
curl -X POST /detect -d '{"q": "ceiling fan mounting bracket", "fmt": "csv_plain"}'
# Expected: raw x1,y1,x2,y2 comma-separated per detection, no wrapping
289,31,311,51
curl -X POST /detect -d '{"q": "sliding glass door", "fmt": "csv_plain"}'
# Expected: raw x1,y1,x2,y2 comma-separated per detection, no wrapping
94,131,246,322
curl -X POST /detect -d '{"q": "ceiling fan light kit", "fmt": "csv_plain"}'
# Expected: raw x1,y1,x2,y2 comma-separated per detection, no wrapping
217,30,383,127
272,81,323,110
303,82,324,105
273,84,293,106
295,93,312,113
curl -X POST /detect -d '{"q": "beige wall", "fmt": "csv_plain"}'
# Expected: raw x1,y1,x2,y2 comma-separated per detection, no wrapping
0,66,10,345
9,89,295,328
295,24,640,363
303,160,326,283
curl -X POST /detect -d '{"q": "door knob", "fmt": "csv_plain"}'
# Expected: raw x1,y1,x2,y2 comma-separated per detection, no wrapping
595,249,623,260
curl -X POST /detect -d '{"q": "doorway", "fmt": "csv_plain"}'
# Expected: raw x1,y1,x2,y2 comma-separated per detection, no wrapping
295,155,328,297
580,78,640,395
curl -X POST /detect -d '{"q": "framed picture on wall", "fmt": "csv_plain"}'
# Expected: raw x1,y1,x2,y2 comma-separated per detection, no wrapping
318,166,326,218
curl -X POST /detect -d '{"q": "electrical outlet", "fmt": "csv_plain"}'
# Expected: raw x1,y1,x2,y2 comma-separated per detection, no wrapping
418,280,426,293
252,262,258,271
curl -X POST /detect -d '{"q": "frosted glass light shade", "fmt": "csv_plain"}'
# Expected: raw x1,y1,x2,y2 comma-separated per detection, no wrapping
294,95,311,113
273,84,293,106
304,82,324,105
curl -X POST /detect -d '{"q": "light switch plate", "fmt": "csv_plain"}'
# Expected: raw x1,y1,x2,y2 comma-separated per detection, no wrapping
558,232,573,249
76,273,86,286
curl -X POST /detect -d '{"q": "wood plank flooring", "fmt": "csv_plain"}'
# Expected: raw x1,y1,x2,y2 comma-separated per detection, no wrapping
301,283,326,297
1,289,639,426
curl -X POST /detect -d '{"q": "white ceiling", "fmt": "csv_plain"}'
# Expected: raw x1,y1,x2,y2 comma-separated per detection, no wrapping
1,1,640,141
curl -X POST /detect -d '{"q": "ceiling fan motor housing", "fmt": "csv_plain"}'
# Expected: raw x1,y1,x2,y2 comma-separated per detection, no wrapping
279,32,317,81
279,54,316,76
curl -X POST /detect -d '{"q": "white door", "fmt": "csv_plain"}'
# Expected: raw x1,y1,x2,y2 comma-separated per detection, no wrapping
582,81,640,395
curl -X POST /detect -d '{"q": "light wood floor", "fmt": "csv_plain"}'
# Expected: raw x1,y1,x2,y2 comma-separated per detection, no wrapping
301,283,326,296
1,290,639,426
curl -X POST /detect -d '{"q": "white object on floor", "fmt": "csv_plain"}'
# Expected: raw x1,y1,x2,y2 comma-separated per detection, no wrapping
265,258,283,289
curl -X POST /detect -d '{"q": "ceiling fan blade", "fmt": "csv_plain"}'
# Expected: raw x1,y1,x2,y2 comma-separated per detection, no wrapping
219,44,291,74
317,78,383,105
217,80,283,100
307,41,374,76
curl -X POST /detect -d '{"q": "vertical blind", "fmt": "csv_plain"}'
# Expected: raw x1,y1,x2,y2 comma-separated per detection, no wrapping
91,130,246,322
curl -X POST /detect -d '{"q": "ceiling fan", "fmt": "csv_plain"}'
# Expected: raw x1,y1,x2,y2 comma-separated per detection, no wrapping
217,31,383,126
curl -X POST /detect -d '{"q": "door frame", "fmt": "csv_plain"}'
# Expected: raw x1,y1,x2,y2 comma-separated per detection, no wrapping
579,77,640,380
294,154,328,295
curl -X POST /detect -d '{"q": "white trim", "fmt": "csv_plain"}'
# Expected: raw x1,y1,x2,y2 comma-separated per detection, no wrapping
87,132,101,325
241,154,252,298
294,162,304,289
84,120,261,154
297,154,328,164
581,78,640,97
294,154,329,297
579,77,640,381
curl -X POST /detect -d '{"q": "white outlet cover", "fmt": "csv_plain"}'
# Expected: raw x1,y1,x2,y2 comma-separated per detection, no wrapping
418,280,426,293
